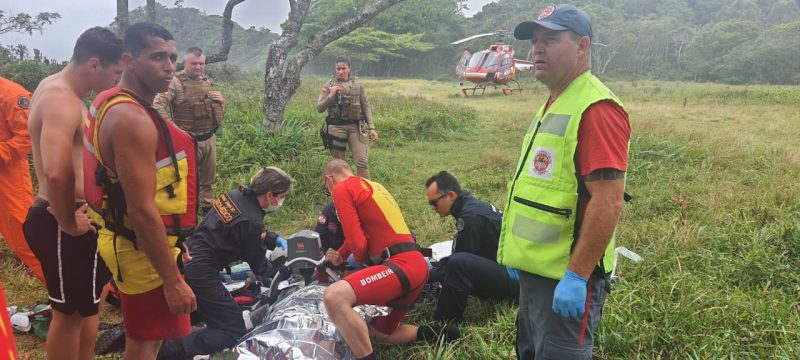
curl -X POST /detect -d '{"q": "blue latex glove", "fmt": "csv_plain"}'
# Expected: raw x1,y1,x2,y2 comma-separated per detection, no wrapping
347,254,367,269
426,258,434,270
506,267,519,281
552,270,588,318
275,236,287,250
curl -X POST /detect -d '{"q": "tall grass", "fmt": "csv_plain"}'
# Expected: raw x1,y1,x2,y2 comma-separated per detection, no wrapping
3,78,799,359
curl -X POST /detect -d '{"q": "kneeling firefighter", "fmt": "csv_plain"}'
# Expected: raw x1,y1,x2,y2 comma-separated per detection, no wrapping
316,56,378,179
158,167,294,360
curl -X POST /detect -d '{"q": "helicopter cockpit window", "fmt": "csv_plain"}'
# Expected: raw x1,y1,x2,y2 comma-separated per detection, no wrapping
501,55,510,67
482,53,499,68
467,52,483,68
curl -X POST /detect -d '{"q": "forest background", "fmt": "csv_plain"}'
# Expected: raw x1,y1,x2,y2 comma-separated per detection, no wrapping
2,0,800,90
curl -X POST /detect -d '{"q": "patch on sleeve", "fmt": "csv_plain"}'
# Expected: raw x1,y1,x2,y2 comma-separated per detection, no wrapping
213,193,241,224
456,218,465,232
318,214,327,225
17,95,30,109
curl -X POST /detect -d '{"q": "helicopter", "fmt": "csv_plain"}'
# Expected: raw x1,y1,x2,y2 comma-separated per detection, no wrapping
452,30,535,96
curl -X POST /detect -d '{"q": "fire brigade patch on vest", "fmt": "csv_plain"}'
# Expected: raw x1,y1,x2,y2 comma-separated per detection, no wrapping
456,218,465,232
529,147,555,180
318,214,327,225
17,95,30,109
213,193,241,224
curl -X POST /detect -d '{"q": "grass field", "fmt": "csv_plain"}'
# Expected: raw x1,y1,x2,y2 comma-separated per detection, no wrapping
2,76,799,359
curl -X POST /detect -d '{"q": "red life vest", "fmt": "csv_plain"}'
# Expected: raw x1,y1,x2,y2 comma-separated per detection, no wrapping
83,86,198,246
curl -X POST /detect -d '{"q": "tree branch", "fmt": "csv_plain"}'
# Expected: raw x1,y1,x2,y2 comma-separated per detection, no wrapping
206,0,247,64
116,0,129,37
287,0,404,74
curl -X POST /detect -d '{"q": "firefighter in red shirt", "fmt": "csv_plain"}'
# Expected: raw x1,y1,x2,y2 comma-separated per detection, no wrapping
321,159,458,360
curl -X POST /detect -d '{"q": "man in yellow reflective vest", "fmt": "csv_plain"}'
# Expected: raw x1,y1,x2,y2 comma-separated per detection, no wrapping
497,4,631,359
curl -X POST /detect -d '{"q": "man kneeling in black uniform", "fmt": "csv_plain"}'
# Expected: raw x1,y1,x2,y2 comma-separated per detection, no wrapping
425,171,520,324
158,167,294,359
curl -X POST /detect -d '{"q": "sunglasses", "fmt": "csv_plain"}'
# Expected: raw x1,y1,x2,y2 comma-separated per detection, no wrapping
428,194,447,207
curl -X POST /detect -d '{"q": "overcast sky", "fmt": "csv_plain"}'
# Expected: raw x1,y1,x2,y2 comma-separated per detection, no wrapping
1,0,495,61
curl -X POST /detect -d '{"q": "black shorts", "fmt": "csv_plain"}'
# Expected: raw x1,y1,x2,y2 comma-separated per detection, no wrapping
23,198,111,317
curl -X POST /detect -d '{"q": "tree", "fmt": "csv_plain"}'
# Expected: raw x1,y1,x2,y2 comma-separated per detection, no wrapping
262,0,406,130
685,20,761,82
113,0,245,65
321,27,435,76
116,0,129,37
205,0,245,64
0,10,60,35
147,0,157,23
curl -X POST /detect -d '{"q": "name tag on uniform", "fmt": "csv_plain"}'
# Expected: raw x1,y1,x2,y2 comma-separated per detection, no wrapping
213,193,241,224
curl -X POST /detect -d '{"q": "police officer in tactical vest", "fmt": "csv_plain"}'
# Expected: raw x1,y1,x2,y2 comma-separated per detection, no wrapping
316,56,378,178
154,46,224,214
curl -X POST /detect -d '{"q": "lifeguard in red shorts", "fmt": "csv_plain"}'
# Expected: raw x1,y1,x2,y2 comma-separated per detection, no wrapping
321,159,459,360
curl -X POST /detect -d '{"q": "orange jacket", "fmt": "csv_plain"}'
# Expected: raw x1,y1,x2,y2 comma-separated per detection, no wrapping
0,76,33,212
0,76,32,207
0,76,40,284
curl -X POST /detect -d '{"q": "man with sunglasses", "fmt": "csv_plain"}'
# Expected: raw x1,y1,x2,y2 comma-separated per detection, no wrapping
425,171,519,324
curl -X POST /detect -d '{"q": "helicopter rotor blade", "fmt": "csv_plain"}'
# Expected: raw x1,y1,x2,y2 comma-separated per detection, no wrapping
451,32,496,45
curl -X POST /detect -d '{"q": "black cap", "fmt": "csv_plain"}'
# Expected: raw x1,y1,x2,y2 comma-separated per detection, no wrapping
514,4,593,40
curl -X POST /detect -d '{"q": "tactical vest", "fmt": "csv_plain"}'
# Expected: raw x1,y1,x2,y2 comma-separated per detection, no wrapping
326,77,364,122
84,86,198,280
170,72,222,136
496,72,627,280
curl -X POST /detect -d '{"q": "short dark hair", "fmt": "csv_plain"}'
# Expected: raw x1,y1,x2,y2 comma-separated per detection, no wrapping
335,56,351,67
71,27,122,67
185,46,203,57
425,171,462,195
123,22,174,55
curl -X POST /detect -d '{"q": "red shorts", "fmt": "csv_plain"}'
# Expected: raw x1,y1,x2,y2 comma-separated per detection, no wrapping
342,251,428,334
120,285,191,341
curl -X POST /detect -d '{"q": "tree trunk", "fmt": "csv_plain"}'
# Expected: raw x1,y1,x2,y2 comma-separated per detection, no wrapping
262,0,406,131
116,0,129,37
116,0,240,67
146,0,156,23
206,0,246,64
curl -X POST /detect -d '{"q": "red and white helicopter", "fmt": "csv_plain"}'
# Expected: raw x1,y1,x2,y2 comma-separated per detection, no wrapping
453,30,535,96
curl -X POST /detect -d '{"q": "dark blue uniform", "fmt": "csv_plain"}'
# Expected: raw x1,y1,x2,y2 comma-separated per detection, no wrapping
178,189,279,358
315,202,345,251
432,192,520,323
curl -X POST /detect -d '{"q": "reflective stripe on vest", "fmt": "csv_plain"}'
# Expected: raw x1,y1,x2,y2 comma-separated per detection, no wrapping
497,71,626,280
83,86,198,236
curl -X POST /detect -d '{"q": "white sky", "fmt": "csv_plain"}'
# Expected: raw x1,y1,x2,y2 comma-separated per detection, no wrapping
0,0,495,61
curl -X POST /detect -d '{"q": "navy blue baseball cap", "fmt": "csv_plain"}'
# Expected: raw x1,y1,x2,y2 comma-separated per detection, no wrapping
514,4,593,40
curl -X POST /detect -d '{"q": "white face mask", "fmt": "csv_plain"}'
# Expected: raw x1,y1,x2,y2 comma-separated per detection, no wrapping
265,197,284,213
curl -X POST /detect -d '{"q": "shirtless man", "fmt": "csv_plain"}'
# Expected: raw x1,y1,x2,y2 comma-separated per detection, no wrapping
24,27,123,360
85,22,197,360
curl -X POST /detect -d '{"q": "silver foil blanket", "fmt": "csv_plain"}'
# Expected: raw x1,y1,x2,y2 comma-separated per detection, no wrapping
235,285,390,360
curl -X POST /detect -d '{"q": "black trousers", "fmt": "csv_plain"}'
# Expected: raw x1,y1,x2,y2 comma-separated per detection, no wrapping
181,263,248,357
432,252,520,323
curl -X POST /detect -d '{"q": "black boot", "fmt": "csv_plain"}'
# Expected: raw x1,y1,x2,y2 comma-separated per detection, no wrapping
417,323,461,344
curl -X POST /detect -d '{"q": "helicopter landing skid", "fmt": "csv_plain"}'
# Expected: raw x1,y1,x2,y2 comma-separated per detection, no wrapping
462,84,486,96
502,81,523,96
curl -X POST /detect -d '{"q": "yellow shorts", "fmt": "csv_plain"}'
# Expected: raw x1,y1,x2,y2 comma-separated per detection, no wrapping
97,228,181,295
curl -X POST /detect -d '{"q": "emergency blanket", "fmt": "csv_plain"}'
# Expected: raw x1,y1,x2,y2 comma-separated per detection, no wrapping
235,285,389,360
